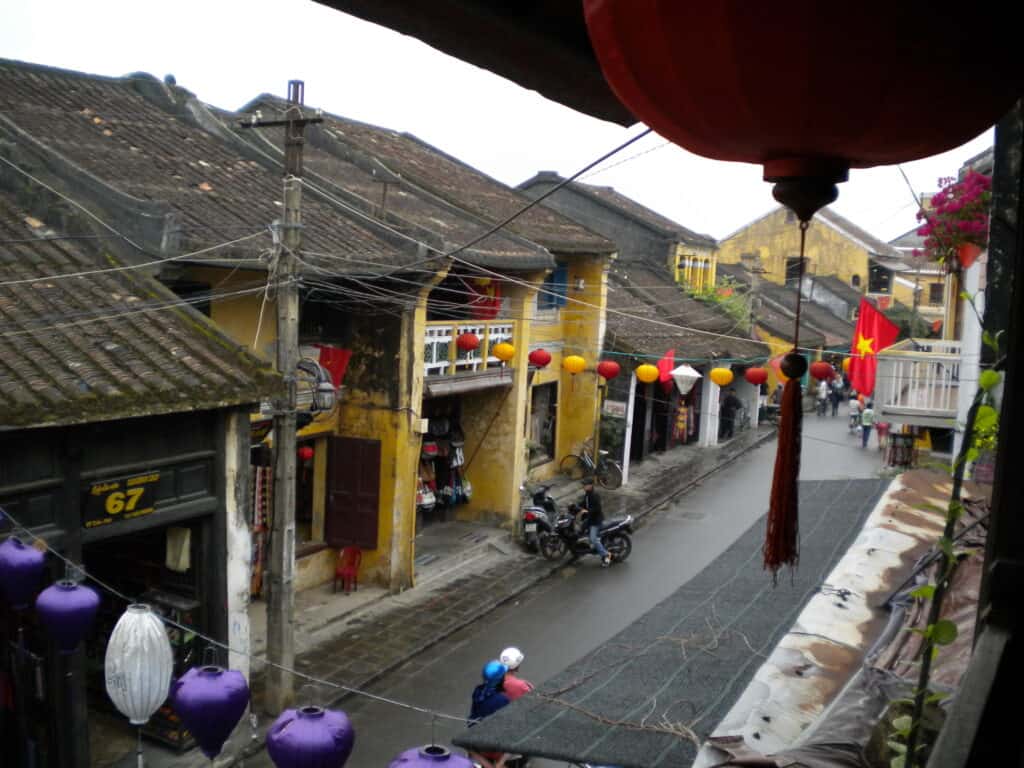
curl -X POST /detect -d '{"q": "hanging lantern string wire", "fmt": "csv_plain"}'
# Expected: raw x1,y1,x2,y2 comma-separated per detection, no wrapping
0,507,473,725
792,220,809,350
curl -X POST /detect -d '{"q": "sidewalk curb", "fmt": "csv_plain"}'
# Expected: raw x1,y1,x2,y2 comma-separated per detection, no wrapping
223,428,776,765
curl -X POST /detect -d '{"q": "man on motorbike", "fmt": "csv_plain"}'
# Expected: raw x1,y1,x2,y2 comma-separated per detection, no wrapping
468,661,512,768
577,477,611,567
499,646,534,700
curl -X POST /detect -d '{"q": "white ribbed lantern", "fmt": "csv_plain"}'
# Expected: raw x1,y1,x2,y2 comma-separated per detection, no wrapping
105,604,174,724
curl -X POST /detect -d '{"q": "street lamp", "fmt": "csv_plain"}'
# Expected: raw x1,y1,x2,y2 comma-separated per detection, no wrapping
296,359,338,414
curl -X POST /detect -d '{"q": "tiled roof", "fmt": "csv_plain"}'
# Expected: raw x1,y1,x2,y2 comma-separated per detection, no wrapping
233,97,553,271
715,262,754,289
816,207,905,261
519,171,716,248
240,97,613,255
604,265,768,361
808,274,864,306
0,59,424,274
756,282,856,347
0,190,280,428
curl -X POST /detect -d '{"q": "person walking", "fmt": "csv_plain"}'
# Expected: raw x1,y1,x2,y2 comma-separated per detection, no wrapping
860,400,875,448
719,387,742,439
848,392,862,433
816,379,829,417
579,477,611,567
829,376,844,417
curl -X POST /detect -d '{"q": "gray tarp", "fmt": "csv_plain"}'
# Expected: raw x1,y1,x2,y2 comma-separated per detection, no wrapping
454,478,891,768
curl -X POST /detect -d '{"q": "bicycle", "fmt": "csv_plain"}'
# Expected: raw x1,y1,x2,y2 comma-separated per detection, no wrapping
558,439,623,489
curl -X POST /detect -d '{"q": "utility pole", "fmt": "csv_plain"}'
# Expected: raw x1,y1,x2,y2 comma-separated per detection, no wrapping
241,81,321,714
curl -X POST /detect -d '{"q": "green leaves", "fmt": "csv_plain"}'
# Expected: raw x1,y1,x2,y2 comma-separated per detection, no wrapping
892,715,913,733
974,404,998,433
931,619,958,646
979,369,1001,391
909,584,935,600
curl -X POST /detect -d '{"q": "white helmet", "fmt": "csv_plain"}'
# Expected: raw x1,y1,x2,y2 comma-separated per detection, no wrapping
500,646,524,671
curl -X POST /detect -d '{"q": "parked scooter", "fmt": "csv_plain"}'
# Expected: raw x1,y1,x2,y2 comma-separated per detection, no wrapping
520,484,557,552
538,508,633,563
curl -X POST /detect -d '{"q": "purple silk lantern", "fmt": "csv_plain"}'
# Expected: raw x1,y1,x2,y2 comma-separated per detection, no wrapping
388,745,474,768
0,537,46,609
170,666,251,759
267,706,355,768
35,580,100,653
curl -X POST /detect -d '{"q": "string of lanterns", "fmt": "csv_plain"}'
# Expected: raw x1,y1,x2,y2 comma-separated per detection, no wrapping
0,512,474,767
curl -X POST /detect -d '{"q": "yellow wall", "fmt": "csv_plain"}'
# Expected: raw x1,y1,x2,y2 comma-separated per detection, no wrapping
184,267,278,359
674,244,717,292
718,208,871,288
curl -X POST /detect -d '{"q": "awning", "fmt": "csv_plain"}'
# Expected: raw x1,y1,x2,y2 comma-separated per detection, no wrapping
425,371,513,398
453,478,891,768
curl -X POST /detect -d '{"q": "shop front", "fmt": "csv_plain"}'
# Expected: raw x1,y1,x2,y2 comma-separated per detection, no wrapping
0,408,252,768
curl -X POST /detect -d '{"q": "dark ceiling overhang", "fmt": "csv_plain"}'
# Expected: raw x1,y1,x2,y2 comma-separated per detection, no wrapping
316,0,635,125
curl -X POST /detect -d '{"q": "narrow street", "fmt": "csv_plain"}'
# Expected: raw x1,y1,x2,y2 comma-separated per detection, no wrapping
248,415,886,767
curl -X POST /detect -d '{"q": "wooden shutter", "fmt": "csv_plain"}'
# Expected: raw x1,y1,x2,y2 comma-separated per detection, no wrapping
325,437,381,549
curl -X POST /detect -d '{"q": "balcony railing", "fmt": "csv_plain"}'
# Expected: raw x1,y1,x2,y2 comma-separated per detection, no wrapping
875,339,962,427
424,320,514,377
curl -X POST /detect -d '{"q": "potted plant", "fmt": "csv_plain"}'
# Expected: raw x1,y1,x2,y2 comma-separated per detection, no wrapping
914,170,992,272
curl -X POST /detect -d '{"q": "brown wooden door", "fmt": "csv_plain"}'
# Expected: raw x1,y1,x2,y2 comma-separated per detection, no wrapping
326,437,381,549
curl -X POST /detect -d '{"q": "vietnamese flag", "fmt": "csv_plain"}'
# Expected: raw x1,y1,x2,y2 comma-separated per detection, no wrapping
848,298,899,396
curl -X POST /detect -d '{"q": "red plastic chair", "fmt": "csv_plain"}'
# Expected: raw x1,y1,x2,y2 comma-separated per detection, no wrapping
333,546,362,594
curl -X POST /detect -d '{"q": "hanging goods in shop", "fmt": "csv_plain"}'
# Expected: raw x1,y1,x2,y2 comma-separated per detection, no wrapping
670,364,701,395
388,745,474,767
0,536,45,609
267,706,355,768
528,348,552,368
596,360,621,381
456,332,480,352
635,364,658,384
492,342,515,363
35,580,100,654
170,665,251,759
709,367,734,387
744,367,769,386
809,361,834,380
105,604,174,725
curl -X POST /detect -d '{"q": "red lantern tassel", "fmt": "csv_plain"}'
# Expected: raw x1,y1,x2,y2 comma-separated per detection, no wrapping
764,376,802,578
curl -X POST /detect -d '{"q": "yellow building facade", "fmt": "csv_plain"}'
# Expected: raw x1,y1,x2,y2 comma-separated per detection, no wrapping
674,243,718,292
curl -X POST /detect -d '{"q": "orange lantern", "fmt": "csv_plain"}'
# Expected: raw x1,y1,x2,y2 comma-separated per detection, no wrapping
635,364,659,384
596,360,621,381
492,342,515,363
709,367,734,387
744,367,768,386
456,332,480,352
563,355,586,375
809,361,834,380
528,348,552,368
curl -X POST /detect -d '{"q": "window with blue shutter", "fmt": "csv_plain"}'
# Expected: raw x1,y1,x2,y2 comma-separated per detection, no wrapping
538,263,569,310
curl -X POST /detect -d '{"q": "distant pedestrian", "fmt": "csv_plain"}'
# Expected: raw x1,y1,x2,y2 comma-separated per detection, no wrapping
829,377,844,417
848,392,862,433
875,420,891,452
861,401,875,448
816,379,829,416
719,388,743,439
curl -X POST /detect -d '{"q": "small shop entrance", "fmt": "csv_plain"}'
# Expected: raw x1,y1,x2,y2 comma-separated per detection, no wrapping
82,519,207,764
418,396,470,530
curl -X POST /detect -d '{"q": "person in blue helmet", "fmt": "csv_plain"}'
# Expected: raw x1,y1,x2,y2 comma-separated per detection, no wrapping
467,660,511,768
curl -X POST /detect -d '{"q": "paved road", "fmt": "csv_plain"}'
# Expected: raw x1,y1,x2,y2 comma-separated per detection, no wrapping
252,414,884,767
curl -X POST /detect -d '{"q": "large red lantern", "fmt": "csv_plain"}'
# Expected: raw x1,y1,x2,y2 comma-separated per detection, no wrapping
583,3,1021,219
809,361,834,381
456,332,480,353
298,445,314,462
528,348,552,368
744,367,768,386
596,360,621,381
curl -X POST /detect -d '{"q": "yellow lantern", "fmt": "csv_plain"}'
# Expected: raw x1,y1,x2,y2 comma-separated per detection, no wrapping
563,355,586,375
709,367,734,387
635,364,659,384
842,356,851,373
493,342,515,362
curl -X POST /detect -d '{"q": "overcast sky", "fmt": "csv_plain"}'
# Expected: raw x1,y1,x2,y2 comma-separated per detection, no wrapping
1,0,994,243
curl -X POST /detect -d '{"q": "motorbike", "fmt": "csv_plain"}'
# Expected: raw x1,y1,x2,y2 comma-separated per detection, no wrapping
538,507,634,563
520,484,557,552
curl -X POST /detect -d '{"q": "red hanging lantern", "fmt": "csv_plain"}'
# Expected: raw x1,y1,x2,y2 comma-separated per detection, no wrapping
297,445,314,462
528,348,552,368
583,3,1021,220
596,360,621,381
744,367,768,386
809,361,834,381
456,332,480,352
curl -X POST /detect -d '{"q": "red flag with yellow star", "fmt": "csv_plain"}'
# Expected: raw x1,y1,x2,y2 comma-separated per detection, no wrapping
849,298,899,396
